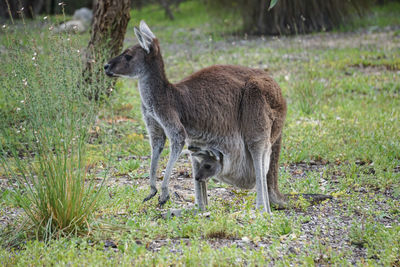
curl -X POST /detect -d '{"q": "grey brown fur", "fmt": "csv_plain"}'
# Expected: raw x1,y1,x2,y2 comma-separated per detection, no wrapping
104,21,287,213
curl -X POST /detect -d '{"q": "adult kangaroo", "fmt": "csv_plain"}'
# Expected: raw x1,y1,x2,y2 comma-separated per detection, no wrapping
104,21,287,213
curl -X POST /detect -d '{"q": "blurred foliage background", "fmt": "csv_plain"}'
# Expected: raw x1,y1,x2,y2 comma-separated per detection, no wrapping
1,0,399,35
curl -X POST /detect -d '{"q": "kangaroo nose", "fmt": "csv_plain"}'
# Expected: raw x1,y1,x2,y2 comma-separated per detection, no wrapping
104,64,110,71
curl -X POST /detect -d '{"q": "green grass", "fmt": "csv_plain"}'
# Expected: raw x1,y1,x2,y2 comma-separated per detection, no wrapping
339,2,400,31
128,1,239,43
1,1,400,266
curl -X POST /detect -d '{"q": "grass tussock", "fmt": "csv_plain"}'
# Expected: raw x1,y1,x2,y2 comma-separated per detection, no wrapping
0,19,108,242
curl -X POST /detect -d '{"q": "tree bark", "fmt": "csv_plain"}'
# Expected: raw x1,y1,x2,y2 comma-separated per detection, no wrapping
83,0,131,100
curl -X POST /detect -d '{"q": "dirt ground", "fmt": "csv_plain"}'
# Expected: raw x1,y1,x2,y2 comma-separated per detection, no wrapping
97,148,398,263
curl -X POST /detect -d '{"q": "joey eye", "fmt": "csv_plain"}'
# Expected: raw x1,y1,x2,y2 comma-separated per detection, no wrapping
124,54,133,61
204,164,211,170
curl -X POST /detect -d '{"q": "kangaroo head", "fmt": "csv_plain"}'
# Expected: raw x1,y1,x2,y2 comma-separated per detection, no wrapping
189,146,223,182
104,21,161,78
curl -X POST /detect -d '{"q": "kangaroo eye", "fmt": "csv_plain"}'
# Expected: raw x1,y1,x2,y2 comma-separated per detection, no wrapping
204,164,211,170
124,54,133,61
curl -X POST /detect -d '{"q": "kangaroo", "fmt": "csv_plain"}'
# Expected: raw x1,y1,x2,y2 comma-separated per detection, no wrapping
104,21,287,213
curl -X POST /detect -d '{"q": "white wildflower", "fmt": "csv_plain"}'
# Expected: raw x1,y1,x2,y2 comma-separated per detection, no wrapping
43,16,48,20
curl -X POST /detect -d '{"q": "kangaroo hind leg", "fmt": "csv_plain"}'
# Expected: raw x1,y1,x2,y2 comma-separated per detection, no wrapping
248,143,271,214
241,76,274,214
267,134,287,209
262,143,272,212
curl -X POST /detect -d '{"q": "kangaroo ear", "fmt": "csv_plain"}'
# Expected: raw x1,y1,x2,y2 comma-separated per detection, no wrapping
139,20,156,40
134,26,151,54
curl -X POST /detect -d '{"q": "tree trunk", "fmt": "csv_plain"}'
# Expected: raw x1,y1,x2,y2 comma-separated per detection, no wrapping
159,0,174,20
256,0,267,34
83,0,131,100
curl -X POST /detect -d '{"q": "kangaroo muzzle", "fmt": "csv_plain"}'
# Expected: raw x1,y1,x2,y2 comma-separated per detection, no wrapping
104,63,115,77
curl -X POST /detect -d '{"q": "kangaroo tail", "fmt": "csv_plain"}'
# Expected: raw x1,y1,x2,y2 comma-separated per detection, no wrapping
285,193,333,204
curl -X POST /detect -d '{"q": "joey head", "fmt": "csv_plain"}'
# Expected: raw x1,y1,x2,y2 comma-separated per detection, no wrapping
189,146,223,182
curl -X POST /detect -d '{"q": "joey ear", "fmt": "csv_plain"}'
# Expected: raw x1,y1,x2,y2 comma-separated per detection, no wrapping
134,26,151,54
192,151,209,159
209,149,222,161
188,146,200,152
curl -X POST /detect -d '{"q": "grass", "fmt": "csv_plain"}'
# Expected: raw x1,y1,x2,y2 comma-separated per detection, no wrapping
1,1,400,265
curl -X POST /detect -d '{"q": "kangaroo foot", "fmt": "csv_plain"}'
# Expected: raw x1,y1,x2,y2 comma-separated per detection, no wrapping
143,187,157,202
269,190,288,210
158,194,170,207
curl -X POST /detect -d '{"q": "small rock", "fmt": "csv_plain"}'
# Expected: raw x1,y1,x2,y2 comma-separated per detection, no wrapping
73,7,93,24
54,20,87,33
104,240,117,248
288,246,296,254
241,236,250,243
199,211,211,218
162,209,183,219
